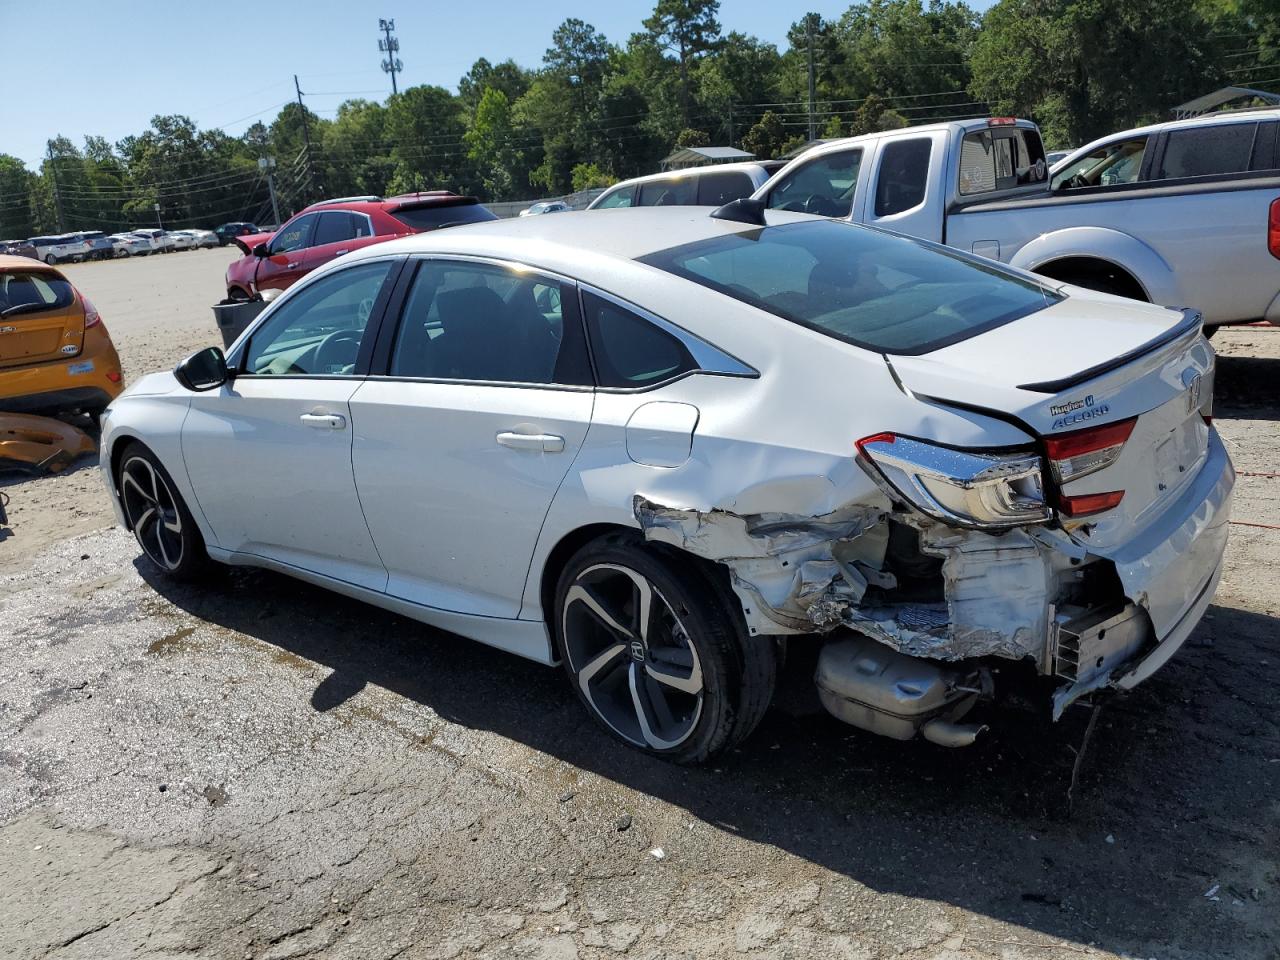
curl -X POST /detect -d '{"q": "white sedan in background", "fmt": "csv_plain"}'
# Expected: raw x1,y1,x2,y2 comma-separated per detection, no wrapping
166,231,198,251
99,206,1232,762
110,233,153,257
184,229,219,249
131,229,173,253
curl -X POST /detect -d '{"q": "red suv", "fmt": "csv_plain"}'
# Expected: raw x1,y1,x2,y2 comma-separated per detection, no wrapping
225,193,497,300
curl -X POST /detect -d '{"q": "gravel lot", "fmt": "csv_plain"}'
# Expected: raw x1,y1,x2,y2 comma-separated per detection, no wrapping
1,249,1278,960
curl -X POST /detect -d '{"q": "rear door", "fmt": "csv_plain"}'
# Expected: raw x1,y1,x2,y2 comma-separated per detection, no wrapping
0,267,84,369
301,211,373,274
865,133,947,242
350,256,594,618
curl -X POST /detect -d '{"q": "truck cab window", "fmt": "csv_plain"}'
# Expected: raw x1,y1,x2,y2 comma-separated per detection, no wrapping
1155,123,1258,181
958,128,1048,196
874,138,932,216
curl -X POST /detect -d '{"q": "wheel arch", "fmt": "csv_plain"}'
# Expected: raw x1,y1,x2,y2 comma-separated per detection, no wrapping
1032,255,1150,301
1008,226,1177,304
536,522,637,641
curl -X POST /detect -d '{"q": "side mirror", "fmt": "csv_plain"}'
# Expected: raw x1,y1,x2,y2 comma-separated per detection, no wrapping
175,347,229,392
252,242,269,258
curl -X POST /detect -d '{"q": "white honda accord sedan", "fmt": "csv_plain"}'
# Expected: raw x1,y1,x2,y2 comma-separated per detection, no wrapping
100,203,1233,762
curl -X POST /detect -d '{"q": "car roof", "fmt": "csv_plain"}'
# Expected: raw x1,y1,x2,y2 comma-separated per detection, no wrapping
0,254,59,272
1061,107,1280,158
603,161,773,192
342,206,815,282
299,193,475,216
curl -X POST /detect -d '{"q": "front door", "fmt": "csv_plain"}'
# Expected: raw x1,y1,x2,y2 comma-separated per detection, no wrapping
182,259,397,590
254,212,320,295
350,257,595,618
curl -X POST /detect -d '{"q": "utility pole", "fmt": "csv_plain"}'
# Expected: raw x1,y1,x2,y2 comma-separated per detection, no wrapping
46,143,65,233
806,16,817,143
293,75,317,204
259,157,282,227
379,19,402,95
728,101,734,148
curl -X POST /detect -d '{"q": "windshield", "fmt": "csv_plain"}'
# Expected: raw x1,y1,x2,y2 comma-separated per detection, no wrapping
639,220,1058,356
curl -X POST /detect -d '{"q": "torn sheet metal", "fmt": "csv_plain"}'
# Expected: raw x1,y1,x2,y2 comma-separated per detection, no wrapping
0,413,96,475
633,495,887,634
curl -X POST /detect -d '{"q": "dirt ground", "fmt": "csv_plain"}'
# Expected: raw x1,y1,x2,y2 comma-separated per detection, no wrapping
1,251,1277,960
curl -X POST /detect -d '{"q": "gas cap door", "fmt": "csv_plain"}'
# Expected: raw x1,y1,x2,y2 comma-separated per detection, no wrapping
625,401,699,468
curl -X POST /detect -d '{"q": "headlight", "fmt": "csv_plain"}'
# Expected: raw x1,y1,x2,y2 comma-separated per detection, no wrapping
856,433,1050,530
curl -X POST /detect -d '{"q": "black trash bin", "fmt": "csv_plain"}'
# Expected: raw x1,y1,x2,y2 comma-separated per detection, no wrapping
212,298,268,350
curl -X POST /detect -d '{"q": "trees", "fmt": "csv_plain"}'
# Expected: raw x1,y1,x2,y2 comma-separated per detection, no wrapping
0,155,36,239
971,0,1231,147
644,0,723,124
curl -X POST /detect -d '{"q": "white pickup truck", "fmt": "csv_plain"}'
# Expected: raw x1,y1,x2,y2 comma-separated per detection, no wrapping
753,112,1280,329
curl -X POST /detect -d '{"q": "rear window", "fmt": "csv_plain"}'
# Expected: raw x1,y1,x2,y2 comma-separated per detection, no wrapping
0,271,75,317
958,127,1047,196
391,202,498,231
638,220,1058,356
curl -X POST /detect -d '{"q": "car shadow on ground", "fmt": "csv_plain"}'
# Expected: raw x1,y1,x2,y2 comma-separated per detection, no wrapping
140,560,1280,956
1214,352,1280,421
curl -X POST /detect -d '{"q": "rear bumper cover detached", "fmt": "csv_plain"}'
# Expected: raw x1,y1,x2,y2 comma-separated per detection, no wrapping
1053,429,1234,716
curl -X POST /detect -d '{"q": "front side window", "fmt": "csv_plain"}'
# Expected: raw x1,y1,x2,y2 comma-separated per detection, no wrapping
595,186,635,209
638,178,697,207
269,213,318,255
639,219,1057,356
765,149,862,218
243,261,392,376
958,128,1047,196
1053,137,1147,190
581,292,696,388
874,138,933,216
1156,123,1258,180
390,260,588,385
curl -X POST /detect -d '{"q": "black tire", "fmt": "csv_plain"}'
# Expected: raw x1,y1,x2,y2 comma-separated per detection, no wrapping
553,531,776,763
117,442,211,581
44,254,56,265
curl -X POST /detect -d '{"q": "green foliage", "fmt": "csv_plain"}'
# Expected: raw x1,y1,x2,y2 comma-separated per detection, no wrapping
3,0,1276,234
571,163,616,191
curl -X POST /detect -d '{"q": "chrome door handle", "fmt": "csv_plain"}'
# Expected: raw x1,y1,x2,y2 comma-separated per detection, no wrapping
335,249,349,256
287,261,301,269
496,431,565,453
300,413,347,429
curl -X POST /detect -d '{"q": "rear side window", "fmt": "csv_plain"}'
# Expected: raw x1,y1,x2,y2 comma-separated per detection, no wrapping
638,178,697,207
581,292,696,388
639,219,1057,356
391,203,498,231
874,138,932,216
697,171,755,206
1156,123,1259,180
958,128,1047,196
765,149,861,218
0,271,74,317
312,212,360,246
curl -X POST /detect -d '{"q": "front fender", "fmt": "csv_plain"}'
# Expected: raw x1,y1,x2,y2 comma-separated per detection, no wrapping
1008,226,1179,306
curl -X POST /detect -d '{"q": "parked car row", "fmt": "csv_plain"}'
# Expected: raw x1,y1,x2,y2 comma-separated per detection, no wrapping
1,223,250,264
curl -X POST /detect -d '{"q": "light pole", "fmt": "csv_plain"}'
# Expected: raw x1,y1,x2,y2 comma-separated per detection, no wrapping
154,201,163,230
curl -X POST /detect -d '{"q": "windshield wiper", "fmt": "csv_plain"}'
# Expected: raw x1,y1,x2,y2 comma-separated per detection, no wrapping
0,302,52,318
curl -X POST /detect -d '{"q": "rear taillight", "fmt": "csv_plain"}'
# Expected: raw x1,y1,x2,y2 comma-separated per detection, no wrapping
856,433,1049,530
1043,417,1136,484
1269,198,1280,261
81,295,101,328
1059,490,1125,518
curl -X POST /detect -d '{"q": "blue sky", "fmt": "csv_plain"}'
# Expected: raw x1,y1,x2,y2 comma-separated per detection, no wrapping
1,0,993,170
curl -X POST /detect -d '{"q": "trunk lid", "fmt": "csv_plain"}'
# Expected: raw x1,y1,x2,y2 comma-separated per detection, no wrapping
886,292,1212,548
0,267,85,369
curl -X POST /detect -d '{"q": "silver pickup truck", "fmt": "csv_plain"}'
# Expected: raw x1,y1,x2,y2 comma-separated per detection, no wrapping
753,112,1280,329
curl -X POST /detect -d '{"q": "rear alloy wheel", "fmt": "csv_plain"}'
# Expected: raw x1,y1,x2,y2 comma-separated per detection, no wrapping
44,254,56,265
118,444,210,580
556,535,776,763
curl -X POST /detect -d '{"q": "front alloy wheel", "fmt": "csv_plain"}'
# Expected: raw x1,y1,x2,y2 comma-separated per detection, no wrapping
563,563,705,751
118,444,209,580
